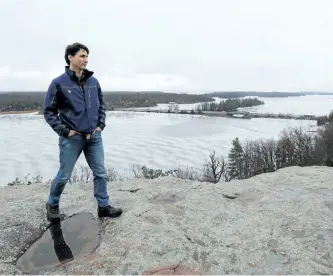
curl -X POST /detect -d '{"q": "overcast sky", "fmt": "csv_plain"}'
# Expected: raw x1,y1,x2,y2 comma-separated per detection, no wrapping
0,0,332,93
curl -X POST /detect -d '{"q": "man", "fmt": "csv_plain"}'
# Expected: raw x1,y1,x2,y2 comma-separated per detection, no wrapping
44,42,122,223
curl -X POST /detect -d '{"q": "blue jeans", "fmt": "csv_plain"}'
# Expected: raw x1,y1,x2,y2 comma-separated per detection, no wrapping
48,131,110,207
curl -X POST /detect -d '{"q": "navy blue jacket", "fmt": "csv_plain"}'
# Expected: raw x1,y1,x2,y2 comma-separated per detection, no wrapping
44,66,106,137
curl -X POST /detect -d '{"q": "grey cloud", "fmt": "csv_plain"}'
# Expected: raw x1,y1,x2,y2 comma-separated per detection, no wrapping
0,0,332,92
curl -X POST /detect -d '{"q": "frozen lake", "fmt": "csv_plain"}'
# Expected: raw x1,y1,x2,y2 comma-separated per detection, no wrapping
1,94,331,186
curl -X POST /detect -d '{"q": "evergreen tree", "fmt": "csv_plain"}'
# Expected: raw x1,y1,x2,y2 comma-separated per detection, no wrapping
228,137,244,180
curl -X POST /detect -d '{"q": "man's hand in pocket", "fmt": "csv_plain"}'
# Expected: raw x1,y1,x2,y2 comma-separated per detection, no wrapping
68,130,77,137
92,127,103,134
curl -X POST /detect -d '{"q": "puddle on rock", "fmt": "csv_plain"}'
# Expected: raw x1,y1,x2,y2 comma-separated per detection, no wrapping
16,212,101,274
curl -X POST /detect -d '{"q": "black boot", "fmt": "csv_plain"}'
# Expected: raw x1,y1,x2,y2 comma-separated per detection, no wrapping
46,202,61,222
98,205,122,218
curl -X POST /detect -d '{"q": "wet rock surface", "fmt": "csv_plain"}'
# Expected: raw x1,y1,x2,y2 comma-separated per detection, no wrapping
15,212,101,274
1,166,333,274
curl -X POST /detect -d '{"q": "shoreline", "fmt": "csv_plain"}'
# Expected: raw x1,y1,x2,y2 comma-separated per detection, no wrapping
0,110,39,115
0,108,324,121
114,108,323,121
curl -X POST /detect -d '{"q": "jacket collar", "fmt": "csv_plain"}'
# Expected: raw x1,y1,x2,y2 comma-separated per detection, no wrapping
65,66,94,83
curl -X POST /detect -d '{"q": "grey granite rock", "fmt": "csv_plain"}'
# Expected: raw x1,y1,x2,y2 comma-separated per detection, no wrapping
0,166,333,274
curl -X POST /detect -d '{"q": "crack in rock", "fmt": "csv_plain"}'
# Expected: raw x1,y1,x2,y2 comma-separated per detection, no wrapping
184,234,194,243
133,210,149,217
173,263,180,272
142,263,199,275
183,232,207,247
118,188,141,193
222,194,237,199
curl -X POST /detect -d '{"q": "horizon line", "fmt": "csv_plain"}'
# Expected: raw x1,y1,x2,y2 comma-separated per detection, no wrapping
0,90,333,94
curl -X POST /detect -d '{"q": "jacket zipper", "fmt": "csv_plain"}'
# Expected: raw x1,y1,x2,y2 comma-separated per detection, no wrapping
88,88,91,108
79,83,91,109
80,83,91,130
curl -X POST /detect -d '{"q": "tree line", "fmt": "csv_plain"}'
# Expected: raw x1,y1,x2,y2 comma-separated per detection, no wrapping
0,91,214,112
208,91,333,98
316,111,333,126
198,97,264,112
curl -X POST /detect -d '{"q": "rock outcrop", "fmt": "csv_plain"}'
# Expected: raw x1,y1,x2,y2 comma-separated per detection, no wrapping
1,166,333,274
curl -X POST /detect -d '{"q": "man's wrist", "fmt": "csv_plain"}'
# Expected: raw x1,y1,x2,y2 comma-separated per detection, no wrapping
97,123,105,130
62,128,70,137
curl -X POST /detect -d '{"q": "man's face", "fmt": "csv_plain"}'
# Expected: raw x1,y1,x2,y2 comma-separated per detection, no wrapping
68,49,88,70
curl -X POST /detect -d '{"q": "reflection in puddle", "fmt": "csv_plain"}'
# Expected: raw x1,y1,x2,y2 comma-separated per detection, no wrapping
50,223,74,264
16,212,101,274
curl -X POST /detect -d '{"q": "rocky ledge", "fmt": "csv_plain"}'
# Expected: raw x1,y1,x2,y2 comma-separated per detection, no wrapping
1,166,333,275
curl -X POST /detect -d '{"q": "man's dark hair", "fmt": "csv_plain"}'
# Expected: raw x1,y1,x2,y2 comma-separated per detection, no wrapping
64,42,89,65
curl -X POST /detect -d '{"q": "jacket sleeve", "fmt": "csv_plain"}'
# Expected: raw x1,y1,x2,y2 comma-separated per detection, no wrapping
97,80,106,130
43,79,70,137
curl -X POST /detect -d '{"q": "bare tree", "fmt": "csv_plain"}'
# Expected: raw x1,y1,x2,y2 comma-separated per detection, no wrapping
105,165,123,182
276,126,317,168
174,166,200,181
276,133,295,169
201,151,228,183
240,140,256,178
318,122,333,166
132,164,143,178
240,139,276,178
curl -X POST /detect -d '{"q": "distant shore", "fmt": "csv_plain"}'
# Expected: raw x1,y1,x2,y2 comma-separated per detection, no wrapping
0,110,39,115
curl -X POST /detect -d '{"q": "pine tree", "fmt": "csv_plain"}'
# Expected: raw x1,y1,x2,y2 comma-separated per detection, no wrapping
228,137,244,180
